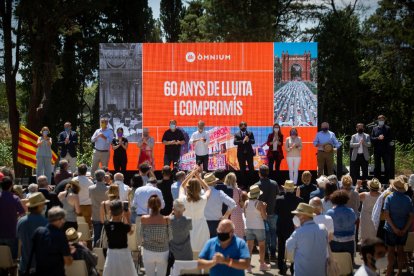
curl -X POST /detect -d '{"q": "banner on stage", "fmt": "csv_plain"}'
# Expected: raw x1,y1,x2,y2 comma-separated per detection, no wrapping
99,42,318,171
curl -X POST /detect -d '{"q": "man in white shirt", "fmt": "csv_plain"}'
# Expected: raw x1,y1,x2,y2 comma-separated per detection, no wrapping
72,164,94,227
189,120,210,172
309,197,334,240
113,173,131,202
132,177,165,216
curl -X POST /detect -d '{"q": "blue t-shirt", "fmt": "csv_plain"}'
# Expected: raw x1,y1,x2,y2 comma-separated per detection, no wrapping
384,191,414,231
199,236,250,276
326,205,356,238
17,214,48,272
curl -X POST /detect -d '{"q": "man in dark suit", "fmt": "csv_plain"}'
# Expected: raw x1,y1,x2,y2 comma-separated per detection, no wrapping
57,122,78,173
371,115,393,184
233,121,255,188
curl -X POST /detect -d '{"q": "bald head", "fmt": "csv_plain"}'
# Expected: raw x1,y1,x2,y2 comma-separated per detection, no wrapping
309,197,322,215
37,175,49,188
217,219,235,233
114,173,124,182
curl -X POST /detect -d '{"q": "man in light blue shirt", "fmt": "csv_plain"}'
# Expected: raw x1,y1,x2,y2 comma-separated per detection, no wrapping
286,203,328,276
171,171,186,200
90,117,114,177
133,177,165,216
203,173,237,237
313,122,340,176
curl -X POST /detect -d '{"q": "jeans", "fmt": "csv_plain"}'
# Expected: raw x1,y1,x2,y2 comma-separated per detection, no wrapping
207,220,220,238
142,248,169,276
264,215,277,256
287,157,301,184
92,220,103,246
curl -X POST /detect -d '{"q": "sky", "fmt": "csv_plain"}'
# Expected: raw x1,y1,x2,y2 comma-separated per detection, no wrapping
274,42,318,58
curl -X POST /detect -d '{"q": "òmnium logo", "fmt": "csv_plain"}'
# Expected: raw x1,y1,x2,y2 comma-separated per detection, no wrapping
185,52,196,63
185,52,231,62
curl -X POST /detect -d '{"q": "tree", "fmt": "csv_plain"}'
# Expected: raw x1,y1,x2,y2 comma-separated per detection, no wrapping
179,0,210,42
316,6,364,134
359,0,414,142
0,0,22,173
160,0,184,42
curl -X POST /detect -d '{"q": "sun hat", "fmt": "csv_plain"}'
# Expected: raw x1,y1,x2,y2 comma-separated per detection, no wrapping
203,173,219,186
13,185,24,198
391,176,408,192
282,180,295,191
316,175,329,188
65,227,82,243
368,178,381,191
291,203,316,218
26,192,50,207
248,184,263,199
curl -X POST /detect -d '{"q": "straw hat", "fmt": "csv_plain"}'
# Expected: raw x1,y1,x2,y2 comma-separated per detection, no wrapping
368,178,381,191
291,203,316,218
65,227,82,243
248,184,263,199
282,180,295,191
203,173,219,186
408,174,414,189
391,176,408,192
13,185,24,198
26,192,49,207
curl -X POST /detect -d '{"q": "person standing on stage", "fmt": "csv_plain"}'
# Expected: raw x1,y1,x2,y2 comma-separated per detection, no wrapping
371,115,393,183
91,118,114,177
285,127,302,185
350,123,371,183
111,127,128,174
57,122,78,173
137,128,155,167
313,122,340,177
190,120,210,171
36,126,53,184
266,123,284,178
162,120,185,168
233,121,255,187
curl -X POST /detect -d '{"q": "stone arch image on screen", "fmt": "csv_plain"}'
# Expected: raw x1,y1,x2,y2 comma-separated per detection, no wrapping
274,48,318,127
99,43,143,142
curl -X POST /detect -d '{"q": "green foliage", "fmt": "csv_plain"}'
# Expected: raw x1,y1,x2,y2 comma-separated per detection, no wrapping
394,141,414,175
76,143,94,167
160,0,184,42
0,123,12,167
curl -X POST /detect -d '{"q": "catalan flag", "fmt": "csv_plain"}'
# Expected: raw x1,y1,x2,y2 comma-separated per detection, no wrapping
18,125,58,168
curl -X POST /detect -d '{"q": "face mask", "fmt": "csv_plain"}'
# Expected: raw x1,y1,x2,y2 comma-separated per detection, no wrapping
217,232,231,242
274,128,279,132
43,131,49,136
240,127,246,132
143,133,149,137
117,133,123,138
293,215,301,227
357,129,364,134
65,127,70,132
321,127,328,132
374,256,388,270
378,120,385,127
170,124,176,130
290,131,297,137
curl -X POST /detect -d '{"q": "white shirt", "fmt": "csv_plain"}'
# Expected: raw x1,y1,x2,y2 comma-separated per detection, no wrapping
314,214,334,235
132,183,165,215
358,133,364,154
114,180,130,202
189,130,210,156
354,264,378,276
73,175,94,205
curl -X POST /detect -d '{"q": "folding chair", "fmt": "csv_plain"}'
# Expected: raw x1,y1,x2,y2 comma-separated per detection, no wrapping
0,245,17,274
92,247,105,275
78,222,92,242
171,260,199,276
65,260,88,276
332,252,353,276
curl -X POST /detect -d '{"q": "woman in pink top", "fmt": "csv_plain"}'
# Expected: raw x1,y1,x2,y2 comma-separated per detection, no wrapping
224,172,245,238
285,127,303,184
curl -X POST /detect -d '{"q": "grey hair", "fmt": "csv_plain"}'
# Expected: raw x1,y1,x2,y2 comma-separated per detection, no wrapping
173,198,185,213
28,183,38,193
327,175,338,182
47,206,66,222
114,173,124,181
95,170,106,182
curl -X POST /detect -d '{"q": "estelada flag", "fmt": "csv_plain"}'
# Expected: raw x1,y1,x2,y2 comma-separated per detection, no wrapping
17,125,58,168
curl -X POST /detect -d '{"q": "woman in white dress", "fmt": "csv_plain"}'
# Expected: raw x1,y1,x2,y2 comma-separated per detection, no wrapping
179,169,211,253
357,178,381,242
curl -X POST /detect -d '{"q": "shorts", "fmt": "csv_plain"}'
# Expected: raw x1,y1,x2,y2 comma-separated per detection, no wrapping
384,230,408,247
245,229,266,241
